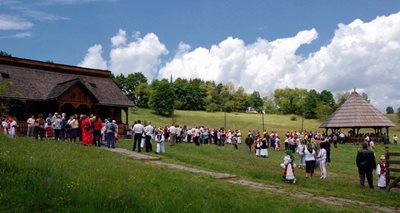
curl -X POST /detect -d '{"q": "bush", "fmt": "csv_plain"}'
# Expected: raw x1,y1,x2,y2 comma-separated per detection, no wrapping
290,115,297,121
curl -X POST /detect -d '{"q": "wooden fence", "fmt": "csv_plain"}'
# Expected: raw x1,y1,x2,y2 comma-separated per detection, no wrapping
385,146,400,192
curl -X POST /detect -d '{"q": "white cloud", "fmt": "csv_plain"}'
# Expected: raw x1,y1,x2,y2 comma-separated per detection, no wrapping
12,32,31,38
22,10,69,21
111,29,127,47
109,32,168,79
80,30,168,79
159,29,318,92
79,44,108,70
0,14,33,30
158,12,400,111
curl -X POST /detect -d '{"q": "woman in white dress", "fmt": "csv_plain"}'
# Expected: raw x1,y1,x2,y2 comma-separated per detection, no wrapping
155,128,165,154
281,150,296,183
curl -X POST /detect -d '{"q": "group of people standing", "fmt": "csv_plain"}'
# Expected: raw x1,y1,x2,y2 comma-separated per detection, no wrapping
1,116,18,138
12,112,118,149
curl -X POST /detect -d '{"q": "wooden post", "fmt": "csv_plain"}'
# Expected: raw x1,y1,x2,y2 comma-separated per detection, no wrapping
385,146,390,190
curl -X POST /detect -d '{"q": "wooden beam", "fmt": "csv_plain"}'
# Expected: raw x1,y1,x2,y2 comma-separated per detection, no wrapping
388,160,400,164
388,168,400,172
388,152,400,156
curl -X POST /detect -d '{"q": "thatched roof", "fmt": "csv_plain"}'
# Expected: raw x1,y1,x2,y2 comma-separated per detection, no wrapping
320,91,395,128
0,56,134,107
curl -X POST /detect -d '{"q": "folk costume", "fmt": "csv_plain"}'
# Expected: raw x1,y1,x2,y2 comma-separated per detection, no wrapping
81,116,92,145
318,147,327,179
281,151,296,183
155,130,165,154
255,138,261,157
376,155,387,189
260,138,269,157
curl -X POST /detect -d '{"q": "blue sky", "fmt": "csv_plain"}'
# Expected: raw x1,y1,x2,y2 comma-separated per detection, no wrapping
1,0,400,111
1,0,399,63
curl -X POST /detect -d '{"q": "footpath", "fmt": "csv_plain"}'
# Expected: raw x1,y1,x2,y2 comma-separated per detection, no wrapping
105,147,399,213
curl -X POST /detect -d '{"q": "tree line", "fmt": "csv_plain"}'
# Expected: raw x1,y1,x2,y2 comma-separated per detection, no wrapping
112,72,369,120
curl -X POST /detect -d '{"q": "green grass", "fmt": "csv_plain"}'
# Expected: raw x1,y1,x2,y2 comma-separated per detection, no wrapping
0,136,368,212
117,140,400,208
1,108,399,212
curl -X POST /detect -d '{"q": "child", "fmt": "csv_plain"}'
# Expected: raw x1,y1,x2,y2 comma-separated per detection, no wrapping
393,135,398,145
376,155,387,189
155,128,165,154
281,150,296,183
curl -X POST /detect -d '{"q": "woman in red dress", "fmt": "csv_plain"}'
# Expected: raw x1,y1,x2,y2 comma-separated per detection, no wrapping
81,115,92,145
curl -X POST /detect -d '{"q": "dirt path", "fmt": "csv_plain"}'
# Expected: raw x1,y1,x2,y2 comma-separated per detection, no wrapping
105,147,399,213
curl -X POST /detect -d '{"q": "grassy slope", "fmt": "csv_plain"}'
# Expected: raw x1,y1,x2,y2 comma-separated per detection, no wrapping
0,136,362,212
131,108,400,137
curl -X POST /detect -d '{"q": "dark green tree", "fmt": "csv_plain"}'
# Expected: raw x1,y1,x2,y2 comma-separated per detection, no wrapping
386,106,394,114
0,51,12,57
111,72,148,101
303,89,319,119
247,91,263,112
149,79,174,116
135,83,152,108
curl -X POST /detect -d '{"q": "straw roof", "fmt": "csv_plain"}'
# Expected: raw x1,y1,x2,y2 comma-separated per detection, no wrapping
320,90,395,128
0,56,134,107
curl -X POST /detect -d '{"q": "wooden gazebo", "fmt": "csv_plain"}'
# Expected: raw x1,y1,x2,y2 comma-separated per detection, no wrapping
320,89,395,143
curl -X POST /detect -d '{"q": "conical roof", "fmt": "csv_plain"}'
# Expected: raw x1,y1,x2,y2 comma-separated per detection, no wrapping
320,91,395,128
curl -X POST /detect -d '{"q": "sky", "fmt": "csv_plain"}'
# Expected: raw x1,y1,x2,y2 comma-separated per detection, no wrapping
1,0,400,112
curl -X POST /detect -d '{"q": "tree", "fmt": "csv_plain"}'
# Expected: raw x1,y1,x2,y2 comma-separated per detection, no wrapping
111,72,148,102
362,92,370,103
303,89,319,119
0,51,12,57
315,103,333,121
386,106,394,114
134,83,151,108
335,91,350,109
232,86,248,112
274,88,307,115
247,91,263,112
149,79,174,116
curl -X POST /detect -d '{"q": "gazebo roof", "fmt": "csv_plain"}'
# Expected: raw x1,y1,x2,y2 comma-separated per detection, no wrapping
320,90,395,129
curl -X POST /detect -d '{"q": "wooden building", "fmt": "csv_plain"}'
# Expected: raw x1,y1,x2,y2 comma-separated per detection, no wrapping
0,56,134,133
320,89,395,143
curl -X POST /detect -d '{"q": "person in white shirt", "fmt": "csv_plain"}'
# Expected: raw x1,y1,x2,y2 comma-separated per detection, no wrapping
144,121,154,152
9,118,17,138
26,115,35,137
2,119,8,135
169,124,177,146
304,142,316,178
393,135,398,145
318,145,327,179
132,120,145,152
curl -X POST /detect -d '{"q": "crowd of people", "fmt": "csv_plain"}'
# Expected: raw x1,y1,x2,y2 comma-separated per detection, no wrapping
2,115,394,189
1,113,119,149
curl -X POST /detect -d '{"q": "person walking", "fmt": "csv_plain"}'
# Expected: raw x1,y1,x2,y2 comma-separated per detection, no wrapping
132,120,144,152
356,143,376,189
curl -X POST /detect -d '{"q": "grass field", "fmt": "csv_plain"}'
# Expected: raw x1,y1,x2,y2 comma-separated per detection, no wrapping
1,108,400,212
129,108,400,138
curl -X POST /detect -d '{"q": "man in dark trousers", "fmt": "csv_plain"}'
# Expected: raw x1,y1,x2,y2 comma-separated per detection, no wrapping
132,120,144,152
356,143,376,188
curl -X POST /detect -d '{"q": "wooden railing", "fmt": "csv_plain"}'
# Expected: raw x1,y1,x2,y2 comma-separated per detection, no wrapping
385,146,400,192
